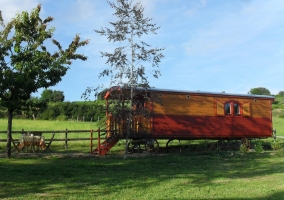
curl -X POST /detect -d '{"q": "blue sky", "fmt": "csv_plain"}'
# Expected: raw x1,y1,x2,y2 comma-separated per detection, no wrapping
1,0,284,101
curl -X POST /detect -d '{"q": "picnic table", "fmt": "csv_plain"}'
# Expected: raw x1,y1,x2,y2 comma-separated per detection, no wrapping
18,133,46,153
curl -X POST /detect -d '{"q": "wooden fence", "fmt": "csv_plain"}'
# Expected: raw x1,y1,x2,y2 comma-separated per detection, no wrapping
0,128,107,152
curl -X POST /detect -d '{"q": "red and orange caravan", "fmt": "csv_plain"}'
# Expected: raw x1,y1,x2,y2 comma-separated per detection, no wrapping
92,86,275,155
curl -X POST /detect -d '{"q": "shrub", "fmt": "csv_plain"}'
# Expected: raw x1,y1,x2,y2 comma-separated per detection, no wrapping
254,140,264,155
197,140,209,151
56,115,68,121
278,91,284,97
240,144,249,154
271,141,282,150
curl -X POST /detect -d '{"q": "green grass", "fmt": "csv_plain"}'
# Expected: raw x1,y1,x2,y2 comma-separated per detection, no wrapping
0,119,101,154
273,117,284,136
0,117,284,199
0,116,283,154
0,119,98,131
0,151,284,199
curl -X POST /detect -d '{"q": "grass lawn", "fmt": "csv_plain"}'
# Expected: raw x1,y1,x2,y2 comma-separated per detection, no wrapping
0,118,284,199
0,119,100,154
273,117,284,137
0,119,98,131
0,151,284,199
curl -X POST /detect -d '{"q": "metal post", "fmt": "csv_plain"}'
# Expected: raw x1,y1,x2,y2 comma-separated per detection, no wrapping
273,129,277,142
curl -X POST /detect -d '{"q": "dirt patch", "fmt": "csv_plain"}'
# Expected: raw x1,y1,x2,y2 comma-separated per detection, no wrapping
0,152,99,159
0,151,167,159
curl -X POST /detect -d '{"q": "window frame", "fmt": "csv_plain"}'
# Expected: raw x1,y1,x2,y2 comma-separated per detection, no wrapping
224,102,231,115
224,101,242,117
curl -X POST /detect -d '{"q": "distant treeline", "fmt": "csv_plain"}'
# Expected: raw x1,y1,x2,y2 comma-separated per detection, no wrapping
0,100,106,121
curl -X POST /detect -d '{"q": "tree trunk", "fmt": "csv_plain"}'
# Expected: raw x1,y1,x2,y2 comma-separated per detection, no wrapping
124,33,135,158
6,110,13,158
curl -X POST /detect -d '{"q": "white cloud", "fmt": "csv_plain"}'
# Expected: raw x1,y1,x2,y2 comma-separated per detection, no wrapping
61,0,97,24
183,1,284,57
0,0,39,22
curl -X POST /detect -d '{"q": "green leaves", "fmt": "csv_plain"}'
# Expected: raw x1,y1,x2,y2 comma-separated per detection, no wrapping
0,4,89,111
0,4,89,157
95,0,164,89
248,87,271,95
0,11,4,27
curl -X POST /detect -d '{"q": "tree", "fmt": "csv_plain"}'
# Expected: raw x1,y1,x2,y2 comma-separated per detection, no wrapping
248,87,271,95
51,90,65,102
25,97,48,120
86,0,164,156
277,91,284,97
41,89,65,103
95,0,164,88
0,5,89,158
40,89,53,103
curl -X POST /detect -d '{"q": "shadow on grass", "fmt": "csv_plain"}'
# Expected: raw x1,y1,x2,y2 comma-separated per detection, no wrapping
0,150,284,199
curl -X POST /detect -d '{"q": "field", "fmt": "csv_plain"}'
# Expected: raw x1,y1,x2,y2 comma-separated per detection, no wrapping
0,118,284,199
0,119,101,154
1,150,284,199
0,118,98,131
273,116,284,136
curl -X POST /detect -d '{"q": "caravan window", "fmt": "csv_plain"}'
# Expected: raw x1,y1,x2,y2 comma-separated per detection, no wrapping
225,103,231,115
224,101,241,116
234,103,240,115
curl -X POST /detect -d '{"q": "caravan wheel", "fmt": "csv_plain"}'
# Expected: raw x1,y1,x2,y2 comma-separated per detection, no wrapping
145,139,159,153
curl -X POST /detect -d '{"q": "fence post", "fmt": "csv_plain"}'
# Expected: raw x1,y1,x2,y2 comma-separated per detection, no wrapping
65,129,68,149
90,129,93,153
98,127,100,155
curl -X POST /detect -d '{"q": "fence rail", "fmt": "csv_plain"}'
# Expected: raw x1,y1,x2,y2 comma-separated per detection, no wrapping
0,129,108,151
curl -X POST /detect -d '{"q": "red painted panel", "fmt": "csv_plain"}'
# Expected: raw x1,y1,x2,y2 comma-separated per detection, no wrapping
151,115,272,139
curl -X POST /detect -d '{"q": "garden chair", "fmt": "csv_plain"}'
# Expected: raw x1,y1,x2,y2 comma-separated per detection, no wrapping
11,136,20,153
44,132,55,152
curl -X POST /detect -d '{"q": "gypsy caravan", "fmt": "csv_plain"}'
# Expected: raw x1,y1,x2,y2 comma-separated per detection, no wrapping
92,86,275,155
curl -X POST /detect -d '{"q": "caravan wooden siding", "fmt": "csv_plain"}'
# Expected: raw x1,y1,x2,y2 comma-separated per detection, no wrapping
150,92,273,139
153,94,215,116
152,93,271,118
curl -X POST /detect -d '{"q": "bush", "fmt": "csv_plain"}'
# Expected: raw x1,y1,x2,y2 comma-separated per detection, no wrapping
37,100,106,121
271,141,282,150
198,140,209,151
56,115,68,121
40,109,55,120
240,144,249,154
254,140,264,155
278,91,284,97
